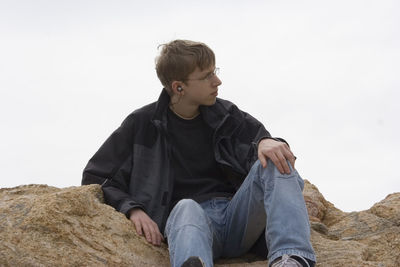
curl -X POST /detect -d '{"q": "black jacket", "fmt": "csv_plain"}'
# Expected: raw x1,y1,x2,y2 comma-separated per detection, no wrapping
82,89,272,233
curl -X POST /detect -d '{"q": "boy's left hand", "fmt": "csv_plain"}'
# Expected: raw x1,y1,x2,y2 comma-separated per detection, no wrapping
257,138,296,174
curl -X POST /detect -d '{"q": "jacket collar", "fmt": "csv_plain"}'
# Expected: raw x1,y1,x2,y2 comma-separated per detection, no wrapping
152,88,170,124
200,102,226,131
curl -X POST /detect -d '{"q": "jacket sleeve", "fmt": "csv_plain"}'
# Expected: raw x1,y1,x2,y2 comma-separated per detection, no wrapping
241,111,271,146
238,108,289,145
237,109,289,162
82,114,143,218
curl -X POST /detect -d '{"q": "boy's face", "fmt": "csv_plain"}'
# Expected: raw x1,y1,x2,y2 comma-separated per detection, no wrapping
182,65,222,107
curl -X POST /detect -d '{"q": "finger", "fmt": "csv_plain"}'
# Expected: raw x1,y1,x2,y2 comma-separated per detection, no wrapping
148,220,164,246
160,232,165,242
149,224,158,245
282,149,296,172
157,225,164,245
283,143,291,151
268,153,285,174
157,232,164,245
277,151,291,174
289,157,295,170
133,220,143,236
151,225,162,246
142,223,152,243
258,152,267,168
155,229,163,246
153,225,163,246
152,223,162,246
289,154,296,170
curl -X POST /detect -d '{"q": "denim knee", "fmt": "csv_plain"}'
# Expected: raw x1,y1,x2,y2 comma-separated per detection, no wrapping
173,199,203,218
250,159,302,191
166,199,211,234
251,159,277,183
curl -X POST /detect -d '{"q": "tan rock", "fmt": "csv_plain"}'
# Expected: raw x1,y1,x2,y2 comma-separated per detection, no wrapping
0,181,399,267
0,184,168,266
305,181,400,267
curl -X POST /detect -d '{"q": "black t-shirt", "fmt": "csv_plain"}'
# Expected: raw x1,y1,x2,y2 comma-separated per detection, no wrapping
167,107,236,207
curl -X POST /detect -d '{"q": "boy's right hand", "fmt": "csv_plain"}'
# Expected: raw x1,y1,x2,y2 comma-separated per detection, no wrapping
129,208,164,246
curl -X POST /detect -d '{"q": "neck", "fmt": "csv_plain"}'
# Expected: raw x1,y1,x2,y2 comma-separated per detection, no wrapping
169,103,200,120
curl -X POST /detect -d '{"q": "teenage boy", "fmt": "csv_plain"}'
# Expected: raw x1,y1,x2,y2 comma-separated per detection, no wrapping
82,40,316,267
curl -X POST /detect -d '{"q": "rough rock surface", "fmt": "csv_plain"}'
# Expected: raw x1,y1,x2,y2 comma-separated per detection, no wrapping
1,181,399,267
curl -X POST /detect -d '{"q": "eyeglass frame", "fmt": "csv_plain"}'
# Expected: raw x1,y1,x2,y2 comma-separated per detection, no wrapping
185,67,220,82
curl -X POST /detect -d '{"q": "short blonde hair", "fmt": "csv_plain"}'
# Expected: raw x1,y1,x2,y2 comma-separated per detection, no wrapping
155,40,215,92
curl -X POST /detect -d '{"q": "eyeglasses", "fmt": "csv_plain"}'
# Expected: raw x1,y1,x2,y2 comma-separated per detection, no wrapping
186,67,220,81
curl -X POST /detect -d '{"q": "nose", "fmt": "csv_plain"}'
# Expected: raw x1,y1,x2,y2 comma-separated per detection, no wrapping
212,75,222,87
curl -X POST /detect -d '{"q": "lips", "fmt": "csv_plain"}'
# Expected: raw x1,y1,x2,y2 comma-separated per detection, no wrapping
211,91,218,96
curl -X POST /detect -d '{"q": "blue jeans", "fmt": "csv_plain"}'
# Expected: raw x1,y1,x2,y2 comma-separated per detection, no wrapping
164,160,316,267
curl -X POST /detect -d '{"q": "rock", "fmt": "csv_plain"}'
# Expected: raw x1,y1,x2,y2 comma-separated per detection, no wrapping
305,181,400,267
0,185,168,267
0,181,399,267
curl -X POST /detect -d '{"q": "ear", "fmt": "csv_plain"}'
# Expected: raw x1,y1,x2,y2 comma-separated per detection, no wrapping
171,81,184,95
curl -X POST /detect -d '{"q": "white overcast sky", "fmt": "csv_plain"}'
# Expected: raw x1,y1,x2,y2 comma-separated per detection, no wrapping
0,0,399,212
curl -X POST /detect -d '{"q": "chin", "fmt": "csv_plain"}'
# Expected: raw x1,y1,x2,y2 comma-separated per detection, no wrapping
203,98,217,106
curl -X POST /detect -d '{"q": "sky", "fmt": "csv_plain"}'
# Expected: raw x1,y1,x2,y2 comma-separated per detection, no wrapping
0,0,399,212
